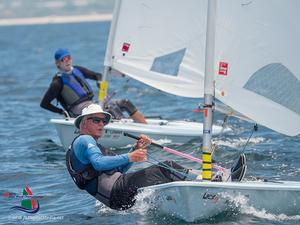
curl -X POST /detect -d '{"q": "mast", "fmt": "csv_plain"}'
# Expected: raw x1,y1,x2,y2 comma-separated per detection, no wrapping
202,0,217,181
99,0,122,106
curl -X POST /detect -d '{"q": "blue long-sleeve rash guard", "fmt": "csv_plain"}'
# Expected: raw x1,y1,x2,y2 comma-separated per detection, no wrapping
73,135,133,173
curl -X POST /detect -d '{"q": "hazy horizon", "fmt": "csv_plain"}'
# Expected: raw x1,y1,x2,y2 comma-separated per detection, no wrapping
0,0,114,19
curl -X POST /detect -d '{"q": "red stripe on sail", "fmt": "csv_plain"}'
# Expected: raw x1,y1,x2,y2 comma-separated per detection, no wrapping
25,186,33,196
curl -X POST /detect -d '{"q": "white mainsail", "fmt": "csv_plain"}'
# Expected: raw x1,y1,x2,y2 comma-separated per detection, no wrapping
104,0,300,136
104,0,207,98
214,1,300,136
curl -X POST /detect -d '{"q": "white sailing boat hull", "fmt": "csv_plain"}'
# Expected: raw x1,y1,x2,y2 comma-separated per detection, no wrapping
140,180,300,222
50,118,228,150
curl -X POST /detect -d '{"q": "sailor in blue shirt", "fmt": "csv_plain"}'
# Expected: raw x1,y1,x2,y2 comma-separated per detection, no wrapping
73,135,132,173
66,104,189,210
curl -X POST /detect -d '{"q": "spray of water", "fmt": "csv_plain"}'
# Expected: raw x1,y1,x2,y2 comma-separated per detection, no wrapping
214,137,265,148
220,192,300,222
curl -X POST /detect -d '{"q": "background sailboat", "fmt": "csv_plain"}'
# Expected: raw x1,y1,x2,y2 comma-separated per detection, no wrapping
50,117,227,149
102,0,300,221
49,0,229,150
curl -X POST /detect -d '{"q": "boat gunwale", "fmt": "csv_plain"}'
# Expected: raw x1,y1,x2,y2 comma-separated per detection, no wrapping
140,180,300,191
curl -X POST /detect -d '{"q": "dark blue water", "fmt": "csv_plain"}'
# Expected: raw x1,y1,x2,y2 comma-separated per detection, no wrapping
0,22,299,225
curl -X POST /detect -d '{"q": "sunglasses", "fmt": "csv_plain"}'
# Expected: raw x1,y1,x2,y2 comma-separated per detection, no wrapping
87,117,109,125
61,55,71,62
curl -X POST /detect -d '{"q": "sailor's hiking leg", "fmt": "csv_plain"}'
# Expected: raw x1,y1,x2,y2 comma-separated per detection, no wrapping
231,153,247,181
110,160,188,210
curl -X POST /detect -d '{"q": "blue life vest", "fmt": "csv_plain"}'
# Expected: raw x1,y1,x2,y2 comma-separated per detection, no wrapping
58,68,94,109
66,136,121,208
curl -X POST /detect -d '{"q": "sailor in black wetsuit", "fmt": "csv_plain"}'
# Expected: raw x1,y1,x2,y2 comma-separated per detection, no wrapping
40,48,147,123
40,48,100,117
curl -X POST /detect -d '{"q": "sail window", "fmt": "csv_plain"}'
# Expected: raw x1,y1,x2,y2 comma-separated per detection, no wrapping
150,48,186,76
244,63,300,115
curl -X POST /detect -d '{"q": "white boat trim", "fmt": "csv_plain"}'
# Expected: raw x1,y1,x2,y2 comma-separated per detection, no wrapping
50,118,229,149
143,180,300,191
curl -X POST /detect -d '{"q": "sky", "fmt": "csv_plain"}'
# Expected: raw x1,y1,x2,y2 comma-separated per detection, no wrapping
0,0,114,19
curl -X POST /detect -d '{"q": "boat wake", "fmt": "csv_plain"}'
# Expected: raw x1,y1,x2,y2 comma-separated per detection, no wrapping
95,189,158,215
153,138,173,146
242,206,300,222
221,192,300,222
132,189,158,213
213,136,266,148
95,200,128,216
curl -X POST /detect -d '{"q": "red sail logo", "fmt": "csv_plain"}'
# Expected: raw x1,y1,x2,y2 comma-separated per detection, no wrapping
122,42,131,52
218,62,228,76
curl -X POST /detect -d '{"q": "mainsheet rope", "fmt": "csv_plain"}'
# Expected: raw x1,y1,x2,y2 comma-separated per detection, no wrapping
144,152,198,180
126,124,257,181
223,124,257,182
124,132,226,172
124,133,228,180
240,124,258,155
